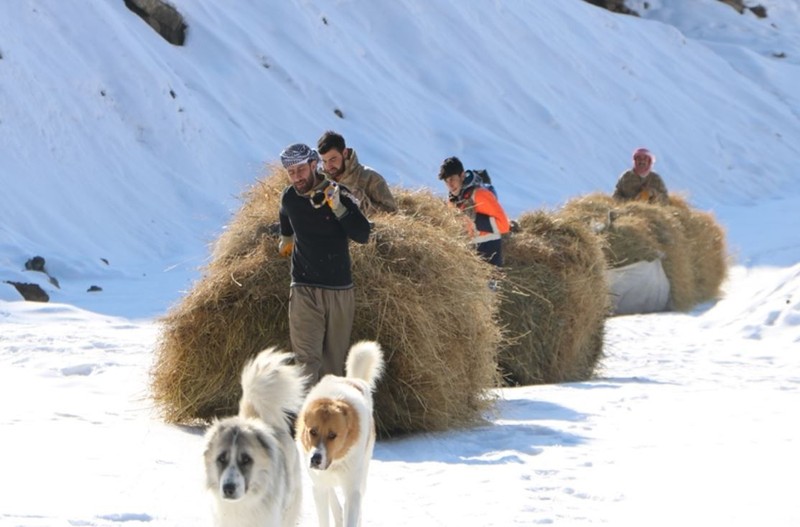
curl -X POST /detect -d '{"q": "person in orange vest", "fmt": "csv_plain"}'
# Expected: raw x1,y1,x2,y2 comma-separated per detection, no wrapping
438,156,510,267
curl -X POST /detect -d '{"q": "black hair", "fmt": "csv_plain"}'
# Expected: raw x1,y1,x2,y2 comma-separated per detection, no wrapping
317,130,346,155
438,156,464,180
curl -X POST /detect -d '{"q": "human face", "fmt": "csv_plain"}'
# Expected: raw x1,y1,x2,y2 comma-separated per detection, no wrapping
320,148,346,180
443,173,464,195
287,161,318,194
633,154,652,176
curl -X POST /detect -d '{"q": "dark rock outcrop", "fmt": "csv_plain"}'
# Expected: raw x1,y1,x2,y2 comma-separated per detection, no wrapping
25,256,46,272
584,0,767,19
583,0,639,16
5,281,49,302
124,0,187,46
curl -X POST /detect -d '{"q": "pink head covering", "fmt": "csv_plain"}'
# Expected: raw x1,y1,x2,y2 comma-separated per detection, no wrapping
632,147,655,176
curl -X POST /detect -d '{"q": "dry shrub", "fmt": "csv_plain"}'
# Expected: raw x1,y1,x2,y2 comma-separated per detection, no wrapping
151,171,501,437
498,211,609,385
559,192,728,312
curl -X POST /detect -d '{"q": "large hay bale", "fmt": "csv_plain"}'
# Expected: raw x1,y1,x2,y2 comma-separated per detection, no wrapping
612,200,694,310
497,211,609,385
353,190,501,435
666,194,729,305
151,172,291,424
559,192,728,312
151,172,501,437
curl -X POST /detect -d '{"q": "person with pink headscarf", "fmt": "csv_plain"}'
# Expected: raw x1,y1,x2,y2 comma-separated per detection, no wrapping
612,148,669,204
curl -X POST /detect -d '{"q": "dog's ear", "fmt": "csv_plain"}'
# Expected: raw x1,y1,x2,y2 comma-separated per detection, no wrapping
254,427,275,456
203,420,223,457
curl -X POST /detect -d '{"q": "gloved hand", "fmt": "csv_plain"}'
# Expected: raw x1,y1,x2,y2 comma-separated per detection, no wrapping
324,182,347,217
278,235,294,257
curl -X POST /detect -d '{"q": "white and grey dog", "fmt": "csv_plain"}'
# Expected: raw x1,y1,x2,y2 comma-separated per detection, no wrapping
204,348,307,527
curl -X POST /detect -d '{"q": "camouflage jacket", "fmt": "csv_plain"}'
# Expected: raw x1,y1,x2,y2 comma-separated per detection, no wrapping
612,170,669,204
326,149,398,215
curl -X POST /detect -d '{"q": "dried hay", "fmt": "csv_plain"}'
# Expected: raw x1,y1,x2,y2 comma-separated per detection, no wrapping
497,211,609,385
666,194,729,305
150,171,502,437
353,189,502,435
559,192,728,312
150,171,291,424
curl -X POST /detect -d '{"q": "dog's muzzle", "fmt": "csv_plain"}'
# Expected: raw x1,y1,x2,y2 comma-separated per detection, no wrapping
223,482,238,499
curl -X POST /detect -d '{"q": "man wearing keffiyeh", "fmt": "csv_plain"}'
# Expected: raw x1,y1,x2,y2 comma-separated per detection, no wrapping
612,147,669,204
277,143,371,384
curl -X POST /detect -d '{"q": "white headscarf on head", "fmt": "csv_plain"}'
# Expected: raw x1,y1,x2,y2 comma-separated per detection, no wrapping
632,147,655,176
280,143,319,168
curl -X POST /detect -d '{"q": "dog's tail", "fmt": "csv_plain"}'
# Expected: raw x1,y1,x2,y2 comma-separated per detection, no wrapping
239,348,307,428
345,340,385,390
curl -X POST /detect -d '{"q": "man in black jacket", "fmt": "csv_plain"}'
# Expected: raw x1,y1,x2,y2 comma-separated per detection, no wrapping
278,143,371,384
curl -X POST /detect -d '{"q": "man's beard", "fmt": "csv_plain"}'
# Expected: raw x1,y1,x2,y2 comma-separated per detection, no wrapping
327,163,345,180
294,174,317,194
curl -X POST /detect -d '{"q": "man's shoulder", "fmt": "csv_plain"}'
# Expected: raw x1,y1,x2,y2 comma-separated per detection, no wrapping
472,186,496,199
347,150,385,179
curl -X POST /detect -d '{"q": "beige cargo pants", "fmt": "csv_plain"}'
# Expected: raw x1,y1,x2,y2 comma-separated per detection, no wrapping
288,285,355,385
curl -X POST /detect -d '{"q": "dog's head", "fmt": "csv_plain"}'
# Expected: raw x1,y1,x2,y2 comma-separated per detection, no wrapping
203,418,277,501
297,398,360,470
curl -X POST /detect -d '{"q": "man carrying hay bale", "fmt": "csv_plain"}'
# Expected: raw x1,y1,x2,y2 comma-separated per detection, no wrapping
613,147,669,205
317,130,398,215
438,156,510,267
278,143,371,384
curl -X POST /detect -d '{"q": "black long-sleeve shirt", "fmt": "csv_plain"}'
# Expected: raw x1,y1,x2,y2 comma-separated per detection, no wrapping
279,182,370,288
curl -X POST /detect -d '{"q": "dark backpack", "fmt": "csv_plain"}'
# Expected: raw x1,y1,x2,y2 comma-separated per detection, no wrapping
464,169,498,197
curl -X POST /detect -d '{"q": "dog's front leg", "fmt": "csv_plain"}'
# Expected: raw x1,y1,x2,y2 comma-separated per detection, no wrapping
330,488,344,527
343,489,363,527
313,486,335,527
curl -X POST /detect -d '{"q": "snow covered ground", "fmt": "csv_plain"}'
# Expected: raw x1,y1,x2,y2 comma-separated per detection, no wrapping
1,1,798,525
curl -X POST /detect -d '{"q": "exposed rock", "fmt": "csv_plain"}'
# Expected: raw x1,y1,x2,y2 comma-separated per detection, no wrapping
750,5,768,18
25,256,46,272
584,0,767,18
124,0,187,46
717,0,746,13
582,0,639,16
5,281,49,302
23,256,60,289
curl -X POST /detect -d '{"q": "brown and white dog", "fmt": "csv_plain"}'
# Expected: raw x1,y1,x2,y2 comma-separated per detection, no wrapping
296,340,385,527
